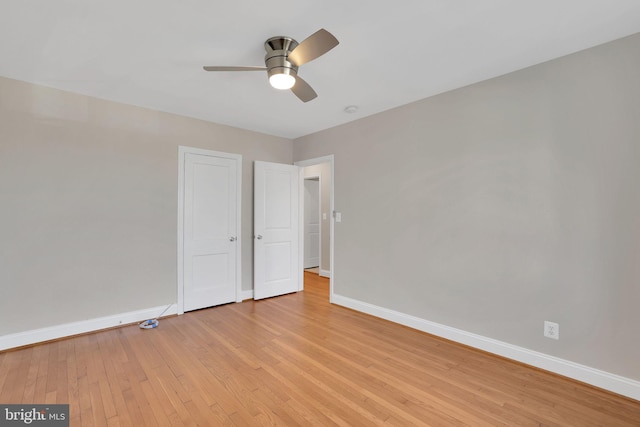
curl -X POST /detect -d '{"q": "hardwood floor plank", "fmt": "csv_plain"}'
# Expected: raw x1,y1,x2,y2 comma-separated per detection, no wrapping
98,378,118,421
261,345,387,425
32,346,50,404
1,272,639,425
78,375,96,427
258,347,356,426
100,353,134,426
88,380,108,427
11,348,36,403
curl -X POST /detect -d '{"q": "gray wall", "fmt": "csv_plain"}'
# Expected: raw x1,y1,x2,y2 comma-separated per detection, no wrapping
303,162,331,273
293,33,640,380
0,76,292,336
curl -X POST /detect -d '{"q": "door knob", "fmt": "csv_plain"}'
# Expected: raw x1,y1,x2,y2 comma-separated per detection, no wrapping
229,236,236,242
256,235,262,240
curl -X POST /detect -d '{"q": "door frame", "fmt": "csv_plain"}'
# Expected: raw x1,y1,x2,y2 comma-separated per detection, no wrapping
177,146,242,315
295,155,335,302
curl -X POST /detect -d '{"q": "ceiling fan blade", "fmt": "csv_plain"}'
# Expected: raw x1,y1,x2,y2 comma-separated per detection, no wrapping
291,76,317,102
203,66,266,71
287,29,339,66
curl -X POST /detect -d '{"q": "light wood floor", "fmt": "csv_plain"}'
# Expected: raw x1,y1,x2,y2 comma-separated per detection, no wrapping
1,272,639,426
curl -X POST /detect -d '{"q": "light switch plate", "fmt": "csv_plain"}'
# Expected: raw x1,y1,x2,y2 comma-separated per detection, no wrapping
335,212,342,222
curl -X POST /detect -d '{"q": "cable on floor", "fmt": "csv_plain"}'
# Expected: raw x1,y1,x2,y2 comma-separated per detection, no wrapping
139,304,173,330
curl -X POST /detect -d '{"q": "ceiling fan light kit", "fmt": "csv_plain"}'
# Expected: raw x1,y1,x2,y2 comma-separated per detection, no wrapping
203,29,339,102
265,36,299,90
269,73,296,90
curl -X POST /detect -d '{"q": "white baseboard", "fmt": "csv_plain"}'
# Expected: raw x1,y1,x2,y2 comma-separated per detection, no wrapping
0,304,177,351
241,290,254,301
332,293,640,401
319,269,331,278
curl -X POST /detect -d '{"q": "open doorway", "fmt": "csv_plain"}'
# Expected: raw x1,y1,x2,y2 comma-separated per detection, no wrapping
295,156,334,302
304,176,321,271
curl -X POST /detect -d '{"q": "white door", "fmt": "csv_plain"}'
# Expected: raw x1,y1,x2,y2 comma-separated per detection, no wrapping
183,152,239,311
254,161,300,300
304,178,320,268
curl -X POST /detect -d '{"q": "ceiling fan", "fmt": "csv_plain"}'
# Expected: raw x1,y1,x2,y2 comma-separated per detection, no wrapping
203,28,339,102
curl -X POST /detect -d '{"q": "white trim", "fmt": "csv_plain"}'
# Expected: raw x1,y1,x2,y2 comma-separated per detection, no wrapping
294,155,335,301
295,155,334,167
0,304,177,351
297,166,305,291
241,290,254,301
319,269,331,278
177,149,185,314
177,146,243,314
332,293,640,401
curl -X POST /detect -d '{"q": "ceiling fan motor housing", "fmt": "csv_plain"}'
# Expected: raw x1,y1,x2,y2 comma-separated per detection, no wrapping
264,36,299,80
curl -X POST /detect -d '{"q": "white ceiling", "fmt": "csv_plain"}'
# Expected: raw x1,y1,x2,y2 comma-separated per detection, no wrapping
1,1,639,139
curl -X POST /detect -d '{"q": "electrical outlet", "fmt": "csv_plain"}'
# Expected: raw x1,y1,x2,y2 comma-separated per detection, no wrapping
544,321,559,340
